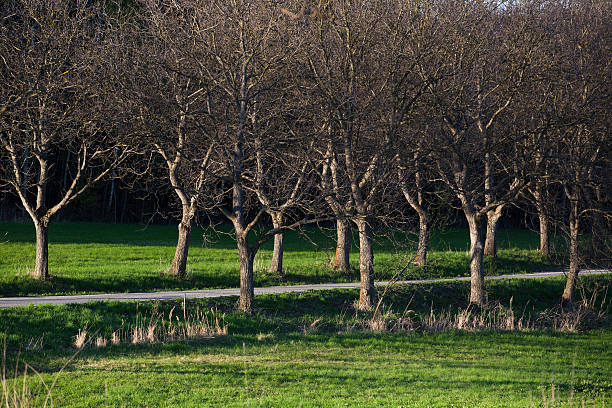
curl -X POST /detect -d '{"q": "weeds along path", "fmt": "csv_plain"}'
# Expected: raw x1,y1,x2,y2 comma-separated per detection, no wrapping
0,269,609,308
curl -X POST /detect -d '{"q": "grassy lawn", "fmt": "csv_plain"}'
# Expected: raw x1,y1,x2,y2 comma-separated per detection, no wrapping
0,222,556,296
0,275,610,407
12,331,612,407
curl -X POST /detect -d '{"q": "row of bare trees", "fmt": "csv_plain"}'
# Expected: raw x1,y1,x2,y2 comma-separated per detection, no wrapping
1,0,610,313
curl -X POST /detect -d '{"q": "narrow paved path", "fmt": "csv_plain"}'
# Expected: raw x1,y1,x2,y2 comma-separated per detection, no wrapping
0,269,609,308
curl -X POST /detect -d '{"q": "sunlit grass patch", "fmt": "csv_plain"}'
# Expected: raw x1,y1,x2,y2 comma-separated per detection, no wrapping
0,222,559,297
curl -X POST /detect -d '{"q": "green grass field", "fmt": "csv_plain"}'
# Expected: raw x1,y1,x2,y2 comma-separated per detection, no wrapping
4,222,607,407
1,276,610,407
0,222,556,296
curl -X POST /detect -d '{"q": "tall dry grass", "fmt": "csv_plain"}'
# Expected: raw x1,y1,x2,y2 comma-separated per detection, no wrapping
2,340,80,408
358,280,609,334
72,301,227,350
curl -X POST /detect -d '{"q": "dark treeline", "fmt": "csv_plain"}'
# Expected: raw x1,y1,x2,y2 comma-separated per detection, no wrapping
0,0,610,313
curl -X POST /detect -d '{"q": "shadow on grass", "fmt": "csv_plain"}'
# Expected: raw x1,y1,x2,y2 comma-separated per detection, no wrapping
1,221,561,297
0,249,559,297
0,267,360,297
72,357,553,392
0,273,243,297
1,274,609,371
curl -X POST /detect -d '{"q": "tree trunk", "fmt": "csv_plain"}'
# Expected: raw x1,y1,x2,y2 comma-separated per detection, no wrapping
237,234,254,314
333,218,351,271
534,183,550,257
398,169,430,267
591,186,604,259
34,219,50,280
355,218,375,310
168,211,193,279
268,213,284,275
466,213,485,306
562,201,580,304
484,206,503,257
539,211,550,257
414,212,429,266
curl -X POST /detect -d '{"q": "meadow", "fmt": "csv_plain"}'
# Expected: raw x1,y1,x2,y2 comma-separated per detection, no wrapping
1,222,609,407
1,275,611,407
0,222,556,296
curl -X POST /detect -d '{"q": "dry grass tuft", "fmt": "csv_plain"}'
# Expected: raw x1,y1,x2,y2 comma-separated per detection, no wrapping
1,354,34,408
356,285,609,335
95,336,107,349
366,316,387,332
13,263,34,279
74,327,88,349
111,330,121,346
75,304,227,350
351,300,528,334
419,299,530,332
536,283,609,332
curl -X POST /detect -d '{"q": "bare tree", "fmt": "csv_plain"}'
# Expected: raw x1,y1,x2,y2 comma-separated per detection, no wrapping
253,135,312,275
176,0,321,313
316,137,352,272
542,0,611,303
416,0,537,305
303,0,410,310
0,0,131,279
517,56,558,258
478,6,540,258
396,128,432,266
113,0,218,279
391,0,449,266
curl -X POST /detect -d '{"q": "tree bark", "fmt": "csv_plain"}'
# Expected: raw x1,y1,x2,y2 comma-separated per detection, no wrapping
414,212,429,266
237,233,254,314
168,210,194,279
333,218,351,271
398,178,430,266
484,205,503,257
466,213,486,306
355,218,375,310
268,213,284,275
562,200,580,304
34,219,50,280
534,183,550,257
539,211,550,257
